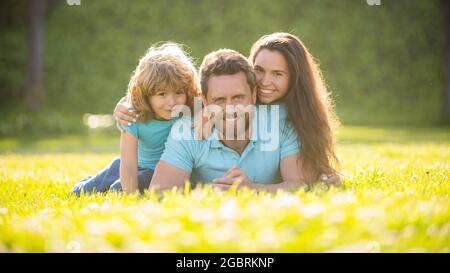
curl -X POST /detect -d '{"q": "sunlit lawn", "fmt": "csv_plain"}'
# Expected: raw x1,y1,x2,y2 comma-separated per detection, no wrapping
0,126,449,252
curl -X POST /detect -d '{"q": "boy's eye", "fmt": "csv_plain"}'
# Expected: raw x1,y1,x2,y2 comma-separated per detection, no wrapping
157,92,166,97
176,91,185,95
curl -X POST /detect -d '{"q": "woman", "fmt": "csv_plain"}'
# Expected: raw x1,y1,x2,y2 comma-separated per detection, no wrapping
249,32,340,184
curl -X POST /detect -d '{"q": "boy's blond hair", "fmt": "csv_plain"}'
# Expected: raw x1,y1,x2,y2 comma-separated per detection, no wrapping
127,43,200,122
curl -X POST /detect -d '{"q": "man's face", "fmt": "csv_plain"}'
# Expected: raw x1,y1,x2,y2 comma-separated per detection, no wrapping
206,72,257,139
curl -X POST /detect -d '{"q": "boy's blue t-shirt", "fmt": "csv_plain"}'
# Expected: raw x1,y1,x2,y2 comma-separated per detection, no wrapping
122,117,179,170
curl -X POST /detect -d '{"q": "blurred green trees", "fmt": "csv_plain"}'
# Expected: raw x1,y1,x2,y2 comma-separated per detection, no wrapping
0,0,447,136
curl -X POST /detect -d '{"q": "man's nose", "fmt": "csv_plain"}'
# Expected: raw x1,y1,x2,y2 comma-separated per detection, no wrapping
223,97,233,106
224,101,242,113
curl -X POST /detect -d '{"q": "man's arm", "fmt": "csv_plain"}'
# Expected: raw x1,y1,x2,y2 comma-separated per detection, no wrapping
213,119,305,193
150,161,191,191
212,154,306,193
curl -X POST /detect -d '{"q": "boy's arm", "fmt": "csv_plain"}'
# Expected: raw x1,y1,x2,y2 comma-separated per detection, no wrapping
151,120,194,191
120,131,138,194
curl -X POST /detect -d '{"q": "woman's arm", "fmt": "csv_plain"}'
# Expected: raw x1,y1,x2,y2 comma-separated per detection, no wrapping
120,131,139,194
113,96,139,131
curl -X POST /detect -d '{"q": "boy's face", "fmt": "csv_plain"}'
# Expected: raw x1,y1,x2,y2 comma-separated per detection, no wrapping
148,89,187,120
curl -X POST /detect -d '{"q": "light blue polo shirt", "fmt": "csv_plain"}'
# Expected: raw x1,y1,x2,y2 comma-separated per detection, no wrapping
257,101,287,120
122,117,179,170
159,110,299,185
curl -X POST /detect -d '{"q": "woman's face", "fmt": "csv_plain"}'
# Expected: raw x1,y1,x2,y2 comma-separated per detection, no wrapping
253,49,290,104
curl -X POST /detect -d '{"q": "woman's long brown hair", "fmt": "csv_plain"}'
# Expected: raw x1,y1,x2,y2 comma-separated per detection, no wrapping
249,32,340,183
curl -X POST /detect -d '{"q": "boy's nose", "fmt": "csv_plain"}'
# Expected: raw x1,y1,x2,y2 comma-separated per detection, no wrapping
167,95,176,106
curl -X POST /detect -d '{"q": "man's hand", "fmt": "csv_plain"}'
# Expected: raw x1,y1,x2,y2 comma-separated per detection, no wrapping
113,96,139,132
212,166,254,191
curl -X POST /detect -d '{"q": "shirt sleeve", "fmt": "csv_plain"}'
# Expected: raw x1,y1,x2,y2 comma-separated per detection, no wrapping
122,122,139,138
280,120,300,159
159,128,195,173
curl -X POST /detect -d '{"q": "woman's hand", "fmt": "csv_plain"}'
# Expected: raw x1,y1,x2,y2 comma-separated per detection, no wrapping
319,173,342,187
113,96,139,132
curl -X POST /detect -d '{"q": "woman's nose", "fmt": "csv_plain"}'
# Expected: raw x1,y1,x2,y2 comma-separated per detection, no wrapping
260,73,272,86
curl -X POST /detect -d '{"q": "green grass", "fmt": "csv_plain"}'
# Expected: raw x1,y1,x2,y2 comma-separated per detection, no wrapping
0,126,449,252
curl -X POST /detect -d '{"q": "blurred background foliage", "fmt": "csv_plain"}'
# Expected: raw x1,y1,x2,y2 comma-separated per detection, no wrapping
0,0,448,137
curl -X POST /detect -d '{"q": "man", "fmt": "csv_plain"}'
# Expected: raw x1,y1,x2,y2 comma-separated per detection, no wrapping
150,49,305,192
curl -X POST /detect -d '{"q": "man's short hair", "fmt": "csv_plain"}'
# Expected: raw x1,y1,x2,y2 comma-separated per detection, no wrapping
199,49,256,97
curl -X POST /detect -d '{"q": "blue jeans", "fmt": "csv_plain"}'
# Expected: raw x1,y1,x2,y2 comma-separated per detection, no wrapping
71,157,153,196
